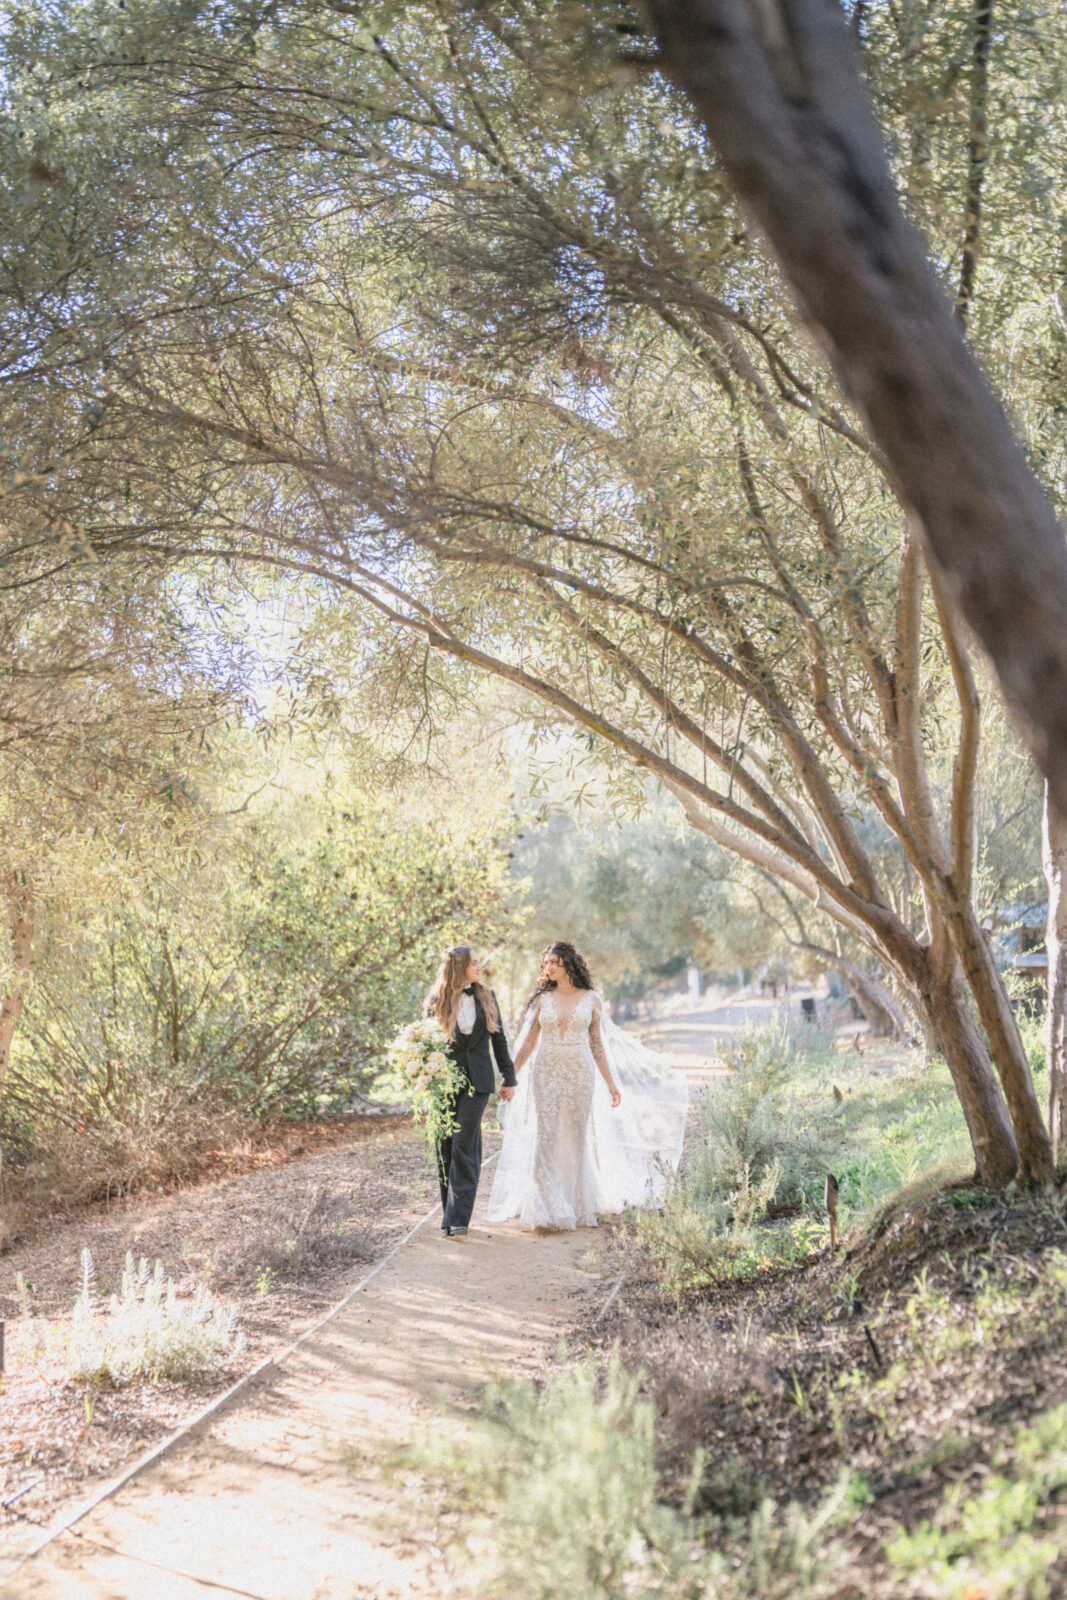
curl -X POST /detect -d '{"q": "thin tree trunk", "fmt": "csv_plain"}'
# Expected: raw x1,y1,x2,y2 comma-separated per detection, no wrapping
910,943,1019,1187
943,901,1054,1184
781,934,908,1039
1043,782,1067,1168
955,0,994,325
835,964,903,1040
0,873,33,1095
644,0,1067,814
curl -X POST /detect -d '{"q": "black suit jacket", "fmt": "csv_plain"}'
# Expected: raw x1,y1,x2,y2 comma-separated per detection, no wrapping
447,990,516,1094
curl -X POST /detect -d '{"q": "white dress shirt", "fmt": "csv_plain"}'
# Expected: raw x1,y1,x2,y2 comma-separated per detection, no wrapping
456,992,477,1034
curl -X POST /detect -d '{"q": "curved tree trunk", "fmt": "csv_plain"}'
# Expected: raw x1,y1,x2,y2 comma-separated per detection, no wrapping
1043,782,1067,1169
944,901,1054,1184
836,966,904,1040
909,942,1020,1188
809,950,907,1040
644,0,1067,816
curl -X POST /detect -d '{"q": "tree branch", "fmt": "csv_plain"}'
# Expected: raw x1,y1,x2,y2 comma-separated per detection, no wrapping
645,0,1067,814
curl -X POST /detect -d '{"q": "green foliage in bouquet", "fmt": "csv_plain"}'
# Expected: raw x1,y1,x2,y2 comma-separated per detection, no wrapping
389,1018,466,1150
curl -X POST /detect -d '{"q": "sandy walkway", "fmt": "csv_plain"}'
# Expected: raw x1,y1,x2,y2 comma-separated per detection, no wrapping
1,1178,607,1599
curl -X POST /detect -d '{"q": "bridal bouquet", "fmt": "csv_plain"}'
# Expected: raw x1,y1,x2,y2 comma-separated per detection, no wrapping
388,1018,464,1148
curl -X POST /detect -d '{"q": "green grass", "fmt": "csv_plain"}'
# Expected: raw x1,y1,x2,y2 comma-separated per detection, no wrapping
887,1401,1067,1600
817,1056,974,1228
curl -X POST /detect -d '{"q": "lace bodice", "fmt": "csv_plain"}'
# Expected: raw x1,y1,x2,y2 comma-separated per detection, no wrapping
499,988,600,1229
538,989,608,1063
539,987,593,1041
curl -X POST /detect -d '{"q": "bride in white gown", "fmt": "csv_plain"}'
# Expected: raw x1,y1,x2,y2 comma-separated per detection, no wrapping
487,942,689,1232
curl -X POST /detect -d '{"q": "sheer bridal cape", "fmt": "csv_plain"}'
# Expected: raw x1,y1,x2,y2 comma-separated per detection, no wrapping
487,988,689,1231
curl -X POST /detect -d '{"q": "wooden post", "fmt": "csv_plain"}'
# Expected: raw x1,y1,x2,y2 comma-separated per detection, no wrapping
824,1172,840,1252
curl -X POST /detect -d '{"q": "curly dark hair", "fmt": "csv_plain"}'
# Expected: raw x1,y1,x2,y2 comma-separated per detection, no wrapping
525,941,594,1012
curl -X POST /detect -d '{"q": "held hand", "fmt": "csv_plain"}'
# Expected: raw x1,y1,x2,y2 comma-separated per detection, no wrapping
609,1086,622,1109
499,1085,516,1103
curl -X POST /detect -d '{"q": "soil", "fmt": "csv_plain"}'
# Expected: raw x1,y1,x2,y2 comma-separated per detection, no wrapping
587,1181,1067,1596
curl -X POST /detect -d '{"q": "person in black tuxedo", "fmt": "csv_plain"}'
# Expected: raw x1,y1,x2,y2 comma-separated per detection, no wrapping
424,945,516,1237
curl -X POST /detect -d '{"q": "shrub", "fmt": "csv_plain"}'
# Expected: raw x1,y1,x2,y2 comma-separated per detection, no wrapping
414,1355,689,1599
699,1477,859,1600
631,1025,836,1286
1,797,514,1202
5,1096,255,1208
685,1025,834,1213
384,1353,853,1600
208,1183,378,1289
887,1401,1067,1600
66,1248,242,1386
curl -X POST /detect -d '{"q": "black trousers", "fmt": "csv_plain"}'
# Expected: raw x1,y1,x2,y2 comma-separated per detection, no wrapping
437,1087,490,1229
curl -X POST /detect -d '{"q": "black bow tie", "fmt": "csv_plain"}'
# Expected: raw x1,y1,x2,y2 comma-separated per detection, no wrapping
463,985,476,996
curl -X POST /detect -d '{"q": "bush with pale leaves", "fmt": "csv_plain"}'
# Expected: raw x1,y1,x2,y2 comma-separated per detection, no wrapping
67,1249,242,1387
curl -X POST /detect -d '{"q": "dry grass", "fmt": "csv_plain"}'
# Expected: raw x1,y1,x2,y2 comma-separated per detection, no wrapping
3,1097,260,1214
207,1181,380,1290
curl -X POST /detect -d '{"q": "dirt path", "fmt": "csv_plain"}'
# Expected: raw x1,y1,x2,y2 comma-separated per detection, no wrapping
636,986,818,1067
1,1175,607,1599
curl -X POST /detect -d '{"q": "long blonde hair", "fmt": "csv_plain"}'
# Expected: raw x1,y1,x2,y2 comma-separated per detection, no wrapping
425,945,500,1038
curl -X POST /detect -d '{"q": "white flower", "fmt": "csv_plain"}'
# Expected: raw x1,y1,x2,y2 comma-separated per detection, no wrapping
427,1051,447,1071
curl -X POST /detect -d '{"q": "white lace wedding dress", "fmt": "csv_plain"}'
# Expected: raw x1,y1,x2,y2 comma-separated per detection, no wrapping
487,989,688,1231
